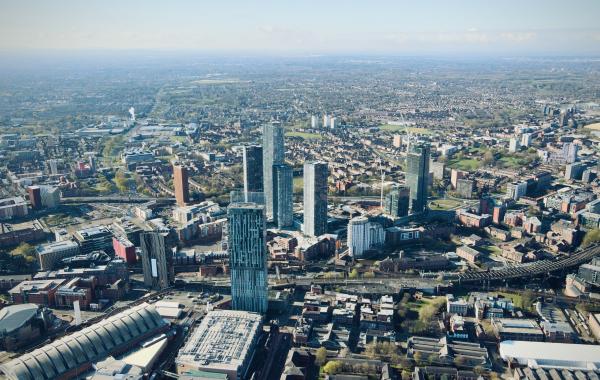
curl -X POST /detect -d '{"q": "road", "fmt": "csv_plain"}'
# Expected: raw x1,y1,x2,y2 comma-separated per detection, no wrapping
61,196,174,204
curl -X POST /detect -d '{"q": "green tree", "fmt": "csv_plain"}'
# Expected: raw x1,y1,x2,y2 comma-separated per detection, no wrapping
10,243,35,258
583,229,600,247
315,347,327,366
322,360,343,374
349,268,359,279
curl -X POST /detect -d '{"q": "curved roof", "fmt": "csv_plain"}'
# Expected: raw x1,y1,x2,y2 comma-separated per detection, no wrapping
0,304,39,335
0,303,167,380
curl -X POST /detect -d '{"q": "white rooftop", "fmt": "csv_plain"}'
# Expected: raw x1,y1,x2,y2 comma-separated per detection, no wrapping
499,340,600,370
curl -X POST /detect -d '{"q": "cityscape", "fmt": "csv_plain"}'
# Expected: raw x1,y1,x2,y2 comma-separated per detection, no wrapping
1,1,600,380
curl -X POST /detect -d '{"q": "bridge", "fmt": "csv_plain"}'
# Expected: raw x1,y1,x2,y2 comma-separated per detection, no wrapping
455,243,600,283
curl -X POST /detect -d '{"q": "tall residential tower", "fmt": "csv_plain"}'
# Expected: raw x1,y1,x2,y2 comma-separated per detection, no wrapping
242,145,263,200
262,123,285,220
406,143,430,214
173,163,190,207
228,202,268,314
272,164,293,229
303,161,328,237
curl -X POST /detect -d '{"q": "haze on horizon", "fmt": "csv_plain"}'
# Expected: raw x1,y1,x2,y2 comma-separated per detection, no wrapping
1,0,600,57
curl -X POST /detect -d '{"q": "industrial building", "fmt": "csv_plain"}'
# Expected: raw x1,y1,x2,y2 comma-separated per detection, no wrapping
0,302,169,380
176,310,262,380
499,340,600,370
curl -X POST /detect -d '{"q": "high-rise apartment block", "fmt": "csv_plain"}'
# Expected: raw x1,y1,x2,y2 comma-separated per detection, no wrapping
243,145,263,198
228,203,268,314
272,164,293,229
262,123,285,220
303,161,328,237
140,231,173,290
173,164,190,207
406,143,430,214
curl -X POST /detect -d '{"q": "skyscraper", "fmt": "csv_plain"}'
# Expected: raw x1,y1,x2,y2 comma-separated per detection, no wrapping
263,122,285,220
406,143,430,214
228,203,268,314
272,164,293,229
384,186,410,218
140,231,173,290
243,145,263,198
173,163,190,207
303,161,328,237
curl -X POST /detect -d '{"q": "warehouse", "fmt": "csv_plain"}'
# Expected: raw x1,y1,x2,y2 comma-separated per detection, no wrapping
499,340,600,370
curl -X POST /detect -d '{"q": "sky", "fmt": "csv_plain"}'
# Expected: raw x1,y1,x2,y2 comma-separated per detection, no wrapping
1,0,599,56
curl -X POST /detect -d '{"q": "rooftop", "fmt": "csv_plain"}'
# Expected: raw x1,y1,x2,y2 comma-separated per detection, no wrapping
176,310,262,372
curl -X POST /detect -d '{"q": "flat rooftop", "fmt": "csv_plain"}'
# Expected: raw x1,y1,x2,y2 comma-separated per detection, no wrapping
499,341,600,370
176,310,262,373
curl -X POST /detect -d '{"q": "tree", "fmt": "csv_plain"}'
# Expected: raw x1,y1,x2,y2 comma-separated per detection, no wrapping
315,347,327,366
583,229,600,247
349,268,359,279
10,243,35,258
483,150,495,166
322,360,343,374
413,352,423,365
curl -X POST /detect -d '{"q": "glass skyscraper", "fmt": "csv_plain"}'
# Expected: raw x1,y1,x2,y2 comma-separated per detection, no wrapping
303,161,328,237
384,185,410,218
272,163,293,229
228,202,268,314
242,145,263,199
406,143,430,214
262,122,285,220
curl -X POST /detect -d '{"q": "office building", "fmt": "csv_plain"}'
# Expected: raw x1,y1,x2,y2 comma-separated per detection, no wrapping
347,216,385,258
27,186,42,210
173,163,190,206
242,145,263,197
0,197,28,220
563,142,579,164
140,232,173,290
262,123,285,220
0,303,169,380
36,240,80,270
272,164,293,229
311,115,318,128
384,186,410,218
228,203,268,314
565,162,585,180
39,186,61,208
520,133,532,147
176,310,262,380
303,161,328,237
406,143,430,214
73,225,113,254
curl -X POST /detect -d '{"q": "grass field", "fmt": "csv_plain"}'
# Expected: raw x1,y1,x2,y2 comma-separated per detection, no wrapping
379,124,433,134
285,131,324,140
429,198,462,210
584,122,600,130
447,158,481,171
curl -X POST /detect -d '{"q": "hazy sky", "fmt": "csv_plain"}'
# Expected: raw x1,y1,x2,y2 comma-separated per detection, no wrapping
1,0,599,55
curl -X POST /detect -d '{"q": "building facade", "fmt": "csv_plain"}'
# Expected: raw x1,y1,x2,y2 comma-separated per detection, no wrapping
303,161,328,237
262,122,285,220
406,143,430,214
228,203,268,314
348,216,385,258
273,164,293,229
384,186,410,218
242,145,263,196
140,232,173,290
173,163,190,207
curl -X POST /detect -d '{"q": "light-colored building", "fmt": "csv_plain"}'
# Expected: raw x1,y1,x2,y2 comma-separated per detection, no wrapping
176,310,262,380
499,341,600,370
347,216,384,258
303,161,328,237
36,240,80,270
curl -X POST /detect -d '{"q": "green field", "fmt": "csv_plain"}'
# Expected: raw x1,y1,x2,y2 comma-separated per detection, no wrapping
447,158,481,171
285,131,324,140
429,198,462,210
379,124,433,134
